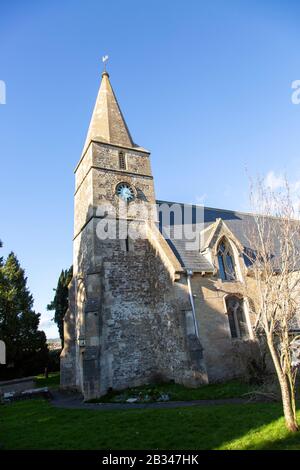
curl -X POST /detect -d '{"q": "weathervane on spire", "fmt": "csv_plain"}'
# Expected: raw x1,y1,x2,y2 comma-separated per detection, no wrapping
102,55,109,72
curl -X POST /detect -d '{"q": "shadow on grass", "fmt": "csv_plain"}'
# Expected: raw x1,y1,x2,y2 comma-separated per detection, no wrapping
2,399,300,450
237,415,300,450
256,432,300,450
218,404,300,450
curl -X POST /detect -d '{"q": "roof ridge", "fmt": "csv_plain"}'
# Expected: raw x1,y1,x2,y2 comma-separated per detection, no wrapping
156,199,299,222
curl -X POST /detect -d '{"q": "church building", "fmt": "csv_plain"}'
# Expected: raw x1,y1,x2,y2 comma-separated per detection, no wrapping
61,67,261,400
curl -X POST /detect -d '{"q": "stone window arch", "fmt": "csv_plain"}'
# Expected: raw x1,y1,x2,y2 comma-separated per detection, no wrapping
225,295,249,339
217,237,237,281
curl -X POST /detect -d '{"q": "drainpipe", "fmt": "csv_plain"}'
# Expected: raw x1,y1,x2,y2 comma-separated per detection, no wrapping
186,269,199,339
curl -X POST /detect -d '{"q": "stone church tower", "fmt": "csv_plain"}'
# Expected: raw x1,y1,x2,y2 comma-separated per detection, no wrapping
60,69,208,399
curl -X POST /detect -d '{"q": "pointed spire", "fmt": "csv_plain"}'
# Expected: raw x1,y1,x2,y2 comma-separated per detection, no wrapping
82,67,139,155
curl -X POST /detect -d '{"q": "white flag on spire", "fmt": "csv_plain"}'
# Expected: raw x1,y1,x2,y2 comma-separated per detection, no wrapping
102,55,109,63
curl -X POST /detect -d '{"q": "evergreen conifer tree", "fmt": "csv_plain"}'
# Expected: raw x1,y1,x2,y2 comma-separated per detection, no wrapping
47,266,73,346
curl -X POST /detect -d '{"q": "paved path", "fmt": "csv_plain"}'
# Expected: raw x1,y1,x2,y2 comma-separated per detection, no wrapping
50,390,250,411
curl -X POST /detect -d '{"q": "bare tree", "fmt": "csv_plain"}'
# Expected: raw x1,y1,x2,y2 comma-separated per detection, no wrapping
246,178,300,432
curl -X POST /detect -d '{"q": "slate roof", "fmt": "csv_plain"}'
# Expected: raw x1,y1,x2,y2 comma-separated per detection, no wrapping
157,200,297,273
161,226,214,273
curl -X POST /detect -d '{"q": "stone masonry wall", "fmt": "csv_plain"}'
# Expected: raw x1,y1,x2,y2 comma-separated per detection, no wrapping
191,273,260,382
74,218,207,399
62,139,208,399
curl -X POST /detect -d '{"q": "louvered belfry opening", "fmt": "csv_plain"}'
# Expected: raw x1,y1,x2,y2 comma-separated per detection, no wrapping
119,151,126,170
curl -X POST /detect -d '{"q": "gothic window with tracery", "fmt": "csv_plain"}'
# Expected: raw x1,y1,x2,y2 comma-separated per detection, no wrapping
217,239,236,281
225,296,249,339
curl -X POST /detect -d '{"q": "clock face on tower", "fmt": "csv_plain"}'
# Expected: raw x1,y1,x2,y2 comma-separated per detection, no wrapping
116,182,135,202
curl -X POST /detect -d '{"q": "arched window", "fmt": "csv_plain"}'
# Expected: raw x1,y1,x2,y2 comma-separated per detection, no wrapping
225,296,249,339
119,151,126,170
217,239,236,281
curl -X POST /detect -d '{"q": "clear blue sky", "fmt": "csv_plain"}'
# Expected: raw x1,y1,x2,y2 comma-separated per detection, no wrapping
1,0,300,337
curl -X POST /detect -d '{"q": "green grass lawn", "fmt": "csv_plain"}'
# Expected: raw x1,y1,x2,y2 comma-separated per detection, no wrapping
1,399,300,450
89,380,255,403
34,372,60,389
